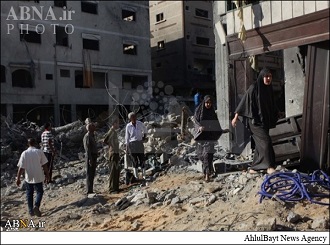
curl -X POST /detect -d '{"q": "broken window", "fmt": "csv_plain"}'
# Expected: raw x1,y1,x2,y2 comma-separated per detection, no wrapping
60,69,70,77
46,74,53,80
12,69,33,88
157,41,165,50
1,65,5,83
122,9,136,21
193,59,214,75
196,36,209,46
81,1,98,14
123,44,137,55
54,1,66,7
56,26,68,46
20,29,41,44
83,38,99,51
92,72,106,88
195,8,208,18
60,104,71,125
156,13,164,22
75,70,84,88
122,75,147,89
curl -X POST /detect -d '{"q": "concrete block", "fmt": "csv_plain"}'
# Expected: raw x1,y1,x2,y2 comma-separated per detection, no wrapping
213,160,226,174
304,1,316,14
271,1,282,23
256,217,276,231
316,1,329,11
160,153,169,164
188,160,203,173
293,1,304,18
282,1,293,20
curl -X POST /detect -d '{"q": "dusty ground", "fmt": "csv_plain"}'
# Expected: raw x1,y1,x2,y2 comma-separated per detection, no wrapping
1,168,329,232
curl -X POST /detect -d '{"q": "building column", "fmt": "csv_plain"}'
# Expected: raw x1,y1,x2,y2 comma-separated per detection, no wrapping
71,104,77,122
6,104,13,120
214,19,231,151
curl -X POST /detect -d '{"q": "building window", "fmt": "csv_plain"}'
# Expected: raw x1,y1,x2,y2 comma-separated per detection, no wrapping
122,75,147,89
56,26,68,46
12,69,33,88
156,13,164,22
186,35,190,40
196,37,209,46
156,62,162,68
81,1,98,14
75,70,83,88
185,6,189,11
122,9,136,21
83,38,99,51
195,8,208,18
1,65,5,83
20,30,41,44
60,69,70,77
157,41,165,50
46,74,53,80
54,1,66,7
123,44,137,55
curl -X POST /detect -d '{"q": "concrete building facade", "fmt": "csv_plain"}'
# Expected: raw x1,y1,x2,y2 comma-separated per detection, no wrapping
213,1,329,170
150,0,215,103
1,1,151,126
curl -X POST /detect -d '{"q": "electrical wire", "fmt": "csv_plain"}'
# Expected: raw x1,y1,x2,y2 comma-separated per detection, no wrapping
258,170,330,206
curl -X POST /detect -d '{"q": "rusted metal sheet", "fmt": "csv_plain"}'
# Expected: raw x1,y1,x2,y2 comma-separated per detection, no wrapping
300,41,329,171
227,9,330,59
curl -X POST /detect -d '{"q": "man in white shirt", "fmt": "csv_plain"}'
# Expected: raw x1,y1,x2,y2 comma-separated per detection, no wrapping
16,138,50,217
125,112,147,179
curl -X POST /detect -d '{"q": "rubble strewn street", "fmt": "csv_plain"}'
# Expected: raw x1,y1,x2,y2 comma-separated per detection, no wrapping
1,113,329,231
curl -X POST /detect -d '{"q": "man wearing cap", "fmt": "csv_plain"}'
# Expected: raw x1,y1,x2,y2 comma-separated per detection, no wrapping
125,112,147,179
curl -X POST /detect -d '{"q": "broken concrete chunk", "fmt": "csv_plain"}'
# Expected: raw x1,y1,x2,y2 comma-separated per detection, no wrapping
311,217,329,229
287,211,301,223
189,197,205,205
256,217,276,231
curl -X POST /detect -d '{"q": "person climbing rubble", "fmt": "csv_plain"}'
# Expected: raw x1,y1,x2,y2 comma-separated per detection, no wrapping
192,95,229,182
125,112,147,180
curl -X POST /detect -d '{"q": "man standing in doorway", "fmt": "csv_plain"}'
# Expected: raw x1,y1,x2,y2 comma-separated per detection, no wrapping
83,123,98,194
16,138,50,217
41,122,55,183
125,112,147,180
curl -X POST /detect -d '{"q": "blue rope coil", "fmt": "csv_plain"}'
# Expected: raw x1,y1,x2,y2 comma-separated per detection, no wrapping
258,170,330,205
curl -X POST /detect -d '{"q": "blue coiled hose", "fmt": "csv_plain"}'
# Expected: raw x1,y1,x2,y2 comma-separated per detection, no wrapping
258,170,330,205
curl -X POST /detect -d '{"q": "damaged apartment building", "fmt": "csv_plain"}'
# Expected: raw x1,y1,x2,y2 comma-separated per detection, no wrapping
1,1,151,126
150,0,215,104
213,1,329,171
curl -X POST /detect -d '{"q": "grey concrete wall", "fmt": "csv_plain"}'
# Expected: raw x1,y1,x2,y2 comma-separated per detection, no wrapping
150,1,215,96
283,47,305,117
226,1,329,35
1,1,151,125
213,2,231,151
